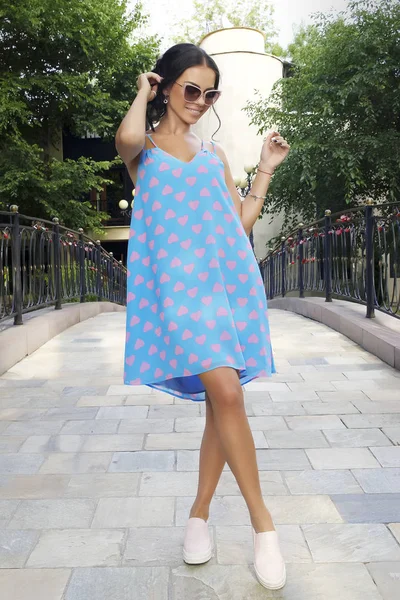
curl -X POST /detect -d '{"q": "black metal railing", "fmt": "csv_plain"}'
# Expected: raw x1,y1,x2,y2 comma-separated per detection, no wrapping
260,200,400,319
0,206,127,325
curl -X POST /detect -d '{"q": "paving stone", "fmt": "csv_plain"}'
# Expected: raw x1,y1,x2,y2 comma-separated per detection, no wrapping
123,526,213,566
269,391,320,402
0,474,70,499
251,401,306,416
96,406,148,420
365,390,400,401
82,434,144,452
370,447,400,467
302,401,359,415
352,469,400,493
243,381,289,392
331,494,400,524
27,529,124,567
324,428,393,447
145,432,203,450
19,435,84,453
0,453,44,474
148,405,201,419
248,416,289,430
39,452,112,474
284,470,363,495
306,448,380,469
353,400,400,414
215,471,288,496
7,498,96,529
65,473,140,497
176,496,249,526
0,436,26,452
0,530,39,567
2,420,65,435
45,407,99,420
303,523,400,562
65,566,169,600
216,524,312,564
286,415,346,430
171,563,383,600
91,497,174,528
265,430,329,449
317,391,370,402
59,420,119,434
176,450,229,472
389,523,400,543
173,417,205,432
342,414,400,428
366,562,400,600
107,384,154,395
125,394,173,405
383,428,400,445
76,395,126,407
0,569,71,600
139,471,200,496
118,419,174,433
109,451,175,473
256,449,312,470
0,499,20,527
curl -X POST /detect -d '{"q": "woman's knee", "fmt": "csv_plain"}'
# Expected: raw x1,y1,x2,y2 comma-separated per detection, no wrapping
209,384,244,412
200,368,244,412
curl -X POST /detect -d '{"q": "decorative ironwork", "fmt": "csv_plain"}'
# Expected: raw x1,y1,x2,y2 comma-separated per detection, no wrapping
260,202,400,319
0,208,127,325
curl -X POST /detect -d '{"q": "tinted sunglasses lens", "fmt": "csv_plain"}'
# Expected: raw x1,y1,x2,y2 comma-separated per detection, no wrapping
184,85,201,102
205,90,221,105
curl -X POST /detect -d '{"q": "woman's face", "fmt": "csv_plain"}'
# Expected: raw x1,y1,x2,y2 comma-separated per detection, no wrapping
166,65,218,125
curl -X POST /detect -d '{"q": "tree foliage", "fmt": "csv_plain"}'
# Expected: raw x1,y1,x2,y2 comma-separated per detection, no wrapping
245,0,400,236
0,0,159,231
171,0,287,58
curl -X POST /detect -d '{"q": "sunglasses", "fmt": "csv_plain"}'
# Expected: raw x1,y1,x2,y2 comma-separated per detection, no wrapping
174,81,221,106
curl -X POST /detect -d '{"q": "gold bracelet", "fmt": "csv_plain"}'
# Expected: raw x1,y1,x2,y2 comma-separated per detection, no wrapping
257,168,274,176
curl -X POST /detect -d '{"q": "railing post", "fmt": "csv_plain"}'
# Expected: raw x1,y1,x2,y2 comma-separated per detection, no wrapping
281,237,286,297
269,249,274,300
118,260,124,304
109,252,114,302
96,240,102,301
52,218,62,310
10,205,23,325
78,228,86,303
365,200,375,318
324,210,332,302
298,223,305,299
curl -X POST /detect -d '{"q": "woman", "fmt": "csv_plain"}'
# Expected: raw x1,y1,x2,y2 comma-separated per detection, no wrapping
116,43,290,590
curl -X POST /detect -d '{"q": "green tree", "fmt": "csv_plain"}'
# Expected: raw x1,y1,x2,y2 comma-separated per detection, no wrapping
245,0,400,235
171,0,287,58
0,0,159,232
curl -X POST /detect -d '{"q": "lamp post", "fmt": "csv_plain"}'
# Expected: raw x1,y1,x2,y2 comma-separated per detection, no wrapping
234,164,256,251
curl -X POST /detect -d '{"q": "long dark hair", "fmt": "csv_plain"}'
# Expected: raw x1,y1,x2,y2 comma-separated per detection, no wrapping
146,43,221,137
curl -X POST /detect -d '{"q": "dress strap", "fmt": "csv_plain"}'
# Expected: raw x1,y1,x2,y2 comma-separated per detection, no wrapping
209,139,216,153
146,133,157,147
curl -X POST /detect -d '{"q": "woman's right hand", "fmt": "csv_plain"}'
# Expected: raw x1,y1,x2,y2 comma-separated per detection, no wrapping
137,72,163,103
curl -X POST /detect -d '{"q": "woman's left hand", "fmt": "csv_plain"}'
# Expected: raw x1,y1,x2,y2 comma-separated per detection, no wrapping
259,131,290,173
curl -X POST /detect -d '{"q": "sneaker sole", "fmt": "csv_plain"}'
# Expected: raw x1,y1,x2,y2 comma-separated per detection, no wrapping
254,565,287,590
183,546,213,565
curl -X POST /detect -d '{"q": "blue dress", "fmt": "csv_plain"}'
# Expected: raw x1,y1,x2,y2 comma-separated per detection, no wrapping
124,135,276,400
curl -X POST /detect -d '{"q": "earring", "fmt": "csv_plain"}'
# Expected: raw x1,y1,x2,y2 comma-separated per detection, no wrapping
163,97,169,104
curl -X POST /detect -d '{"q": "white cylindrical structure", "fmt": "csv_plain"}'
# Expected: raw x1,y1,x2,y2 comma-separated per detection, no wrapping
193,27,284,259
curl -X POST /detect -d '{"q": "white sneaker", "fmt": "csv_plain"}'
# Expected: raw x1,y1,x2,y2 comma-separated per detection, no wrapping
183,517,213,564
253,529,286,590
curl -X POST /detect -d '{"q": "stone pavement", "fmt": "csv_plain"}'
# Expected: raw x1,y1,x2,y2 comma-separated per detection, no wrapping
0,308,400,599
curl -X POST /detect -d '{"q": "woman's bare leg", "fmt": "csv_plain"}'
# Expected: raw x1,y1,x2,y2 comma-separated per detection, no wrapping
189,392,226,521
198,367,274,533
